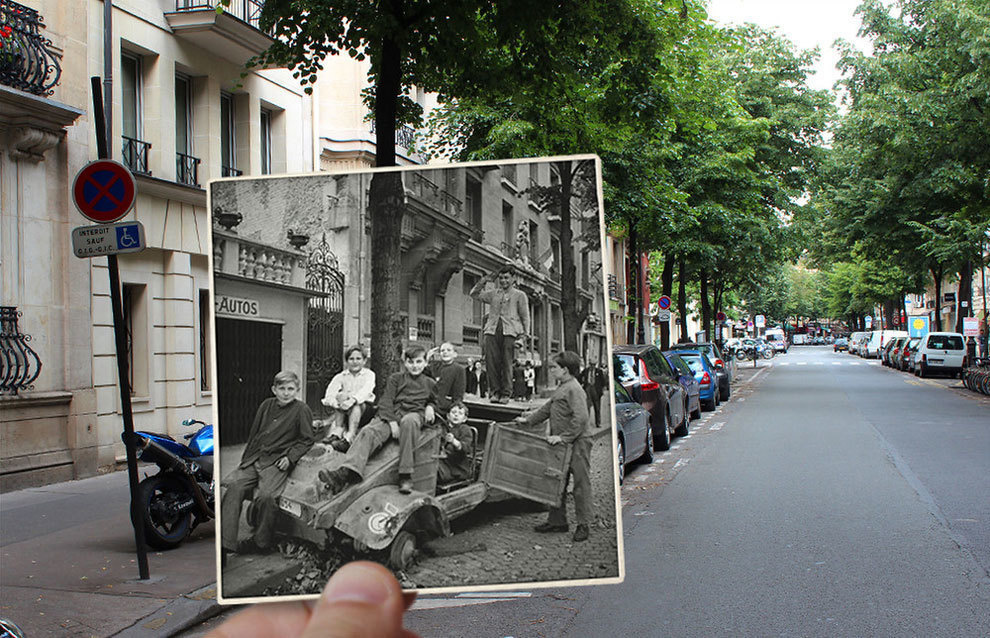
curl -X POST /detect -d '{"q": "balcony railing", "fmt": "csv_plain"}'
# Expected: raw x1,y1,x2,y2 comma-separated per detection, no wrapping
176,151,201,186
222,165,243,177
213,230,307,288
0,0,62,96
122,136,151,175
176,0,265,31
406,172,464,220
1,306,42,395
370,121,416,150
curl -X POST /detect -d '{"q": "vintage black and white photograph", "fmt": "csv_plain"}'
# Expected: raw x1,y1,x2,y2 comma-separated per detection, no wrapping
208,156,621,602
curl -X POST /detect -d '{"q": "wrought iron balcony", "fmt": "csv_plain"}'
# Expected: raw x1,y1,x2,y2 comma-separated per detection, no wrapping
176,151,201,186
1,306,42,395
122,136,151,175
166,1,276,65
0,0,62,96
370,121,416,150
222,165,243,177
178,0,264,30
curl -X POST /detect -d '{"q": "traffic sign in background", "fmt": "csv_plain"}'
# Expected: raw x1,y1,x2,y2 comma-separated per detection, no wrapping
658,295,672,310
72,159,136,224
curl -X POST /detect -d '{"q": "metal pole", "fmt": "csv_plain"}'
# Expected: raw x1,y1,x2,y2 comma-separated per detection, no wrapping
94,41,149,582
104,0,112,155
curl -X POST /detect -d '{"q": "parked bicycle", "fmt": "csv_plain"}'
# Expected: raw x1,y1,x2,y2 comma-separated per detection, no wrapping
962,358,990,396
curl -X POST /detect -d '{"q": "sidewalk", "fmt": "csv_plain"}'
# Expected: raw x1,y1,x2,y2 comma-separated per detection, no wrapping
0,469,221,637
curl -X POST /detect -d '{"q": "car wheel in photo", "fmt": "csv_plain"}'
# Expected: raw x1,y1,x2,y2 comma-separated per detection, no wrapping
643,423,655,463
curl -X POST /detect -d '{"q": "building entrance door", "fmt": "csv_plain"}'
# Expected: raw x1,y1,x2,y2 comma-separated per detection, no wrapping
216,318,282,446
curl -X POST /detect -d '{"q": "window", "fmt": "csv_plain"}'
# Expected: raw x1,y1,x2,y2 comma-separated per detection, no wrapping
582,250,589,288
465,177,482,234
550,236,560,279
221,94,238,176
502,201,514,251
175,75,199,186
121,54,141,140
528,220,539,265
199,289,211,392
260,108,272,175
121,283,149,397
121,53,149,174
462,273,484,325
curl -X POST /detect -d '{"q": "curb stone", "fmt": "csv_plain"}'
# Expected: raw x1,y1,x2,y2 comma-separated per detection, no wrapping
113,585,221,638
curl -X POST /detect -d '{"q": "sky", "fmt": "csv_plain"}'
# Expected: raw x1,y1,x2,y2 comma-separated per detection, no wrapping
705,0,874,93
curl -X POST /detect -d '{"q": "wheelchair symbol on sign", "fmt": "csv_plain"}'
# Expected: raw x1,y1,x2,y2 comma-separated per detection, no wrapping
116,225,138,249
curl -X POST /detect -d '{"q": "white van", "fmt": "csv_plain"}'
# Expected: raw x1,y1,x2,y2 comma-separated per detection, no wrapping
864,330,908,359
848,331,867,355
912,332,967,378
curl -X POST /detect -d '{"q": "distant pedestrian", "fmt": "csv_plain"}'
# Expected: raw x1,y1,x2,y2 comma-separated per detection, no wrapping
524,361,536,399
580,358,605,427
466,360,488,398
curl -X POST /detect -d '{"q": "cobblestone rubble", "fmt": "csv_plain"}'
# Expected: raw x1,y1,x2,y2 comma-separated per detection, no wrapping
407,431,620,589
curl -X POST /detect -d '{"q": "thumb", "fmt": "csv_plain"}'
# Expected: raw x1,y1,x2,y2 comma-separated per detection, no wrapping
301,562,409,638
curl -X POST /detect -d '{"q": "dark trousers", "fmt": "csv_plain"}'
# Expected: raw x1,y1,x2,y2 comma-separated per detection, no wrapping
586,392,602,426
341,413,424,478
547,438,593,527
221,460,289,551
485,322,516,398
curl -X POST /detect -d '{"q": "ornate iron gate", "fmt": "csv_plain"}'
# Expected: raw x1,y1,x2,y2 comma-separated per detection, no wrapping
305,234,345,416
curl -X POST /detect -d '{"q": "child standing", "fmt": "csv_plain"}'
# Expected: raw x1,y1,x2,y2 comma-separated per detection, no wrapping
321,346,376,447
426,341,466,419
319,344,437,495
514,351,592,542
221,371,316,554
437,402,474,483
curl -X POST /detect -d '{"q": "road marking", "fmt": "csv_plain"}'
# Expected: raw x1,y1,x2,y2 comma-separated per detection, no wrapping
814,362,825,366
672,459,689,471
832,362,842,365
796,362,807,366
709,422,724,431
778,361,791,366
849,362,860,366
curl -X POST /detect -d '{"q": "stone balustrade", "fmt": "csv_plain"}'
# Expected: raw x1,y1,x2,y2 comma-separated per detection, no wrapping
212,230,306,288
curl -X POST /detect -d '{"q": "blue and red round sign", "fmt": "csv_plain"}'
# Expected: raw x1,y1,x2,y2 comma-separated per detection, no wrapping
657,295,672,310
72,160,136,224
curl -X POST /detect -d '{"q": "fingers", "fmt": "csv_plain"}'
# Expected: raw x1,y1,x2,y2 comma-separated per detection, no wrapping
301,562,414,638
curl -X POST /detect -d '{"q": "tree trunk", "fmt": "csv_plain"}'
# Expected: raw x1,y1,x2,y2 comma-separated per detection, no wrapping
626,223,638,345
956,260,973,332
677,256,688,342
931,264,944,332
368,33,403,396
883,299,895,330
660,254,674,350
559,160,588,352
700,274,711,342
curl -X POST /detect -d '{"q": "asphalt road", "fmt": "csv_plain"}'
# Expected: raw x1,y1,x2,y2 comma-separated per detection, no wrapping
404,346,990,637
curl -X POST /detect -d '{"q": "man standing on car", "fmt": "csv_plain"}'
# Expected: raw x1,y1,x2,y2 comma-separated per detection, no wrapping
470,265,530,404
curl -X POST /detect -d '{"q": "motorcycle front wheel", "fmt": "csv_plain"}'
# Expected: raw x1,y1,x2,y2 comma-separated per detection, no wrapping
138,474,194,550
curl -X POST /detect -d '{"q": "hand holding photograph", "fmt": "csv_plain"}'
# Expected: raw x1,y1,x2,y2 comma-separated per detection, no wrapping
208,156,622,603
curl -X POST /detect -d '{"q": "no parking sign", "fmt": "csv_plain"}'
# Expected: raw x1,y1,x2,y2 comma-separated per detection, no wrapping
72,159,136,224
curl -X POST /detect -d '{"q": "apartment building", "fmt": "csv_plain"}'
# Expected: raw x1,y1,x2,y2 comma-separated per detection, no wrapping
1,0,314,490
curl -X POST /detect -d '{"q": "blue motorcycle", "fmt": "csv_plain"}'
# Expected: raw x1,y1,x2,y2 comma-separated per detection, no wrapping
123,418,214,549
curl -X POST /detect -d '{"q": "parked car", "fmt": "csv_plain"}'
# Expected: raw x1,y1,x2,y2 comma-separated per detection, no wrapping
848,331,866,355
902,337,922,372
898,337,921,371
613,346,690,451
673,349,721,411
883,336,908,367
912,332,968,378
662,351,702,420
669,341,732,400
864,330,908,359
613,382,653,485
833,337,848,352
